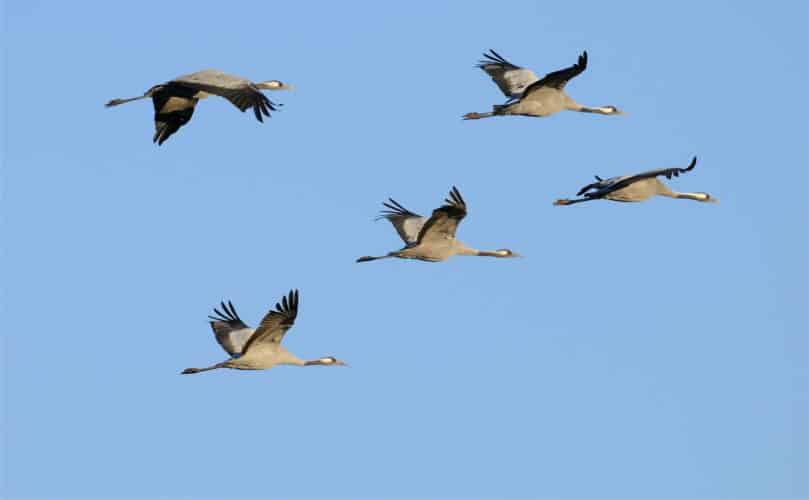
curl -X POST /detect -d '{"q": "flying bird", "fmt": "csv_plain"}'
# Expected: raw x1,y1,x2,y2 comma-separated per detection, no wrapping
554,157,719,205
463,50,624,120
356,186,522,263
181,290,347,374
106,70,294,145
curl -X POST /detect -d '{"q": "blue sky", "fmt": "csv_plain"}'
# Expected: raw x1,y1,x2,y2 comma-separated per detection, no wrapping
3,1,807,498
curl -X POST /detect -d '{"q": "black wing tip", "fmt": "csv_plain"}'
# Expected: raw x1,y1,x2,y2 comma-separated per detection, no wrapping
672,157,698,177
448,185,465,206
576,178,603,196
209,299,242,323
379,198,419,218
289,289,299,319
225,300,241,322
483,49,503,60
478,49,514,68
276,289,299,315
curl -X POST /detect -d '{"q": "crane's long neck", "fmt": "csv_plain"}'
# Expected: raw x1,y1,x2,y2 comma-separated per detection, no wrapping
562,95,616,115
457,244,506,257
660,191,711,201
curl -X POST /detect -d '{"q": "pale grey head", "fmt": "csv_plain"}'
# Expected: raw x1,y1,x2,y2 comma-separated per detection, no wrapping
256,80,295,91
305,356,349,366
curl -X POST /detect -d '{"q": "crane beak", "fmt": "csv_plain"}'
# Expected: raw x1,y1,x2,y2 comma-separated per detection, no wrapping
280,84,296,91
336,360,349,367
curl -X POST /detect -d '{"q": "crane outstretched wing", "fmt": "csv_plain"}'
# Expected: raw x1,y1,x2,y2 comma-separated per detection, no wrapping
171,70,278,122
612,157,698,186
241,290,299,353
476,50,539,99
377,198,427,245
151,85,198,145
208,301,254,357
522,51,588,94
417,186,467,244
591,157,699,196
576,157,698,199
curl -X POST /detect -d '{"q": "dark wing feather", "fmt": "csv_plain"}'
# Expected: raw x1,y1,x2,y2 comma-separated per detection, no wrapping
241,290,299,353
377,198,425,245
602,157,699,193
378,198,420,219
207,300,252,357
478,49,521,71
522,51,588,94
476,50,538,98
576,177,608,196
151,85,198,145
416,186,468,244
573,157,698,200
170,80,278,122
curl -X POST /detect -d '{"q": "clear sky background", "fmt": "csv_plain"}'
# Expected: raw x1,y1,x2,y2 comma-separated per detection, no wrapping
3,1,807,499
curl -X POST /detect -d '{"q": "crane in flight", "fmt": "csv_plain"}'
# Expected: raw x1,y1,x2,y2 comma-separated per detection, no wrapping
554,157,719,205
181,290,347,374
106,69,294,145
356,186,522,263
463,50,624,120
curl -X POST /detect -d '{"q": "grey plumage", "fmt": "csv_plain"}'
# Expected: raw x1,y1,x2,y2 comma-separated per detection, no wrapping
106,70,293,145
476,50,539,101
554,157,720,205
356,186,522,263
464,51,625,120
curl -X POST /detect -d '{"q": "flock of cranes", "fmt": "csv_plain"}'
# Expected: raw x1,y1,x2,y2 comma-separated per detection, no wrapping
105,49,718,375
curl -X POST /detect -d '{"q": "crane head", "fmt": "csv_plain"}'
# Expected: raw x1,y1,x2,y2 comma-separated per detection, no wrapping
306,356,349,367
257,80,296,91
497,249,523,258
600,105,625,115
698,193,719,203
